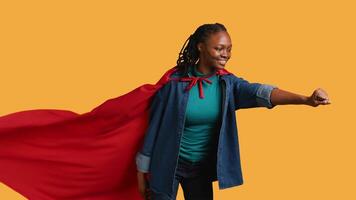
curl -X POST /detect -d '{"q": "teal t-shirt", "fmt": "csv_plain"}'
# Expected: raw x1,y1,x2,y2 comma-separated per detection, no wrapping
178,66,222,162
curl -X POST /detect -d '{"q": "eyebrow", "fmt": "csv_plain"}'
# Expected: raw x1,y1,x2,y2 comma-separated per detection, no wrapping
217,44,232,47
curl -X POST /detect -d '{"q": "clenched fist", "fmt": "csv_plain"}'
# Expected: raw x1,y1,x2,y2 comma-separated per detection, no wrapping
307,88,331,107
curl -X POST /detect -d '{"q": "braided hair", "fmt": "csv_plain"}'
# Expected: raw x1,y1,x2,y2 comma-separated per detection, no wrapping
175,23,227,77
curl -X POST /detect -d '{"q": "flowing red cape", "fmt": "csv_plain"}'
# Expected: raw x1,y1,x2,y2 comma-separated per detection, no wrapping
0,66,232,200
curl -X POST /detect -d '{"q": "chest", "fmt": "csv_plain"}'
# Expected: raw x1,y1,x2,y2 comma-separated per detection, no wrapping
184,76,223,125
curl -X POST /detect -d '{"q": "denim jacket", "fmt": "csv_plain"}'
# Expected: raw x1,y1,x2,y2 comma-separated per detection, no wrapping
136,69,278,199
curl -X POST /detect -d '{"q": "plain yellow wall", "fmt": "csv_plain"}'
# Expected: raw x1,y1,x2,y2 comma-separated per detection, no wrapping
1,0,355,199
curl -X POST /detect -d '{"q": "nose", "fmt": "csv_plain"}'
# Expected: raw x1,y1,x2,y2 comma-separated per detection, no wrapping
221,54,228,60
220,51,229,59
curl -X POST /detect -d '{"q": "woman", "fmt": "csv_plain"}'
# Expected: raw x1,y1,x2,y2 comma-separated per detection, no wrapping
136,23,331,200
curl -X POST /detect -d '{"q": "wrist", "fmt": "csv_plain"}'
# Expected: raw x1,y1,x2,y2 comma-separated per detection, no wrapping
303,95,311,106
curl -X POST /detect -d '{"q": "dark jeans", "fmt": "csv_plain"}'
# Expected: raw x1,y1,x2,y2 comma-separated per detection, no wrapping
151,155,214,200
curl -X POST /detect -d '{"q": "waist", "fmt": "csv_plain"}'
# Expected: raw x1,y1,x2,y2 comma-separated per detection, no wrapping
178,154,210,166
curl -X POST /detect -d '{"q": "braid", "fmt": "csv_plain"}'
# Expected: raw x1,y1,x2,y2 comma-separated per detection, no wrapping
175,23,227,77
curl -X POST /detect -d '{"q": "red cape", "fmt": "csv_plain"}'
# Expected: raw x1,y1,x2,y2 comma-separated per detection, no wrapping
0,66,232,200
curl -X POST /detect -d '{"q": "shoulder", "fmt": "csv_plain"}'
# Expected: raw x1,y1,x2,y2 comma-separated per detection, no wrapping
226,73,243,81
226,73,252,85
169,68,185,79
218,72,240,86
155,69,178,94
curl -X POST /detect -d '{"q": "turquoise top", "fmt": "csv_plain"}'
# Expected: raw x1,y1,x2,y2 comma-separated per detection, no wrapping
178,66,222,162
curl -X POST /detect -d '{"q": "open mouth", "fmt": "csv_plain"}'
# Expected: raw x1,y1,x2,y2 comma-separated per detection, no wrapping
217,60,227,66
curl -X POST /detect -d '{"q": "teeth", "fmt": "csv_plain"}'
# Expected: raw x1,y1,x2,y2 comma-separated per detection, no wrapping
219,60,226,64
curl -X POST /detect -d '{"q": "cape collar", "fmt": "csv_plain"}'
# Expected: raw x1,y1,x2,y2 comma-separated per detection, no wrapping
168,66,232,99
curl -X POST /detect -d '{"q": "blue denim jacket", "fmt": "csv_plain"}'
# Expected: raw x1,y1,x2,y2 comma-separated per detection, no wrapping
136,69,278,199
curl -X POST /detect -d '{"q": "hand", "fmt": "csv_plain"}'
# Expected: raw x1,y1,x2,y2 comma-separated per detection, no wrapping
137,171,151,200
307,88,331,107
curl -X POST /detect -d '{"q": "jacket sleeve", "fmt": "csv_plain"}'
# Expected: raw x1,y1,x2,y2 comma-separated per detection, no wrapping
233,75,278,110
135,88,165,173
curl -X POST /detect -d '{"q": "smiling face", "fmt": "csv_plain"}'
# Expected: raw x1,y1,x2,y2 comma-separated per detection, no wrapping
197,31,232,70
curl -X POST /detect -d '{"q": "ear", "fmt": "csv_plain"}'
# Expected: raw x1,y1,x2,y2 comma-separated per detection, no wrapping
197,42,203,52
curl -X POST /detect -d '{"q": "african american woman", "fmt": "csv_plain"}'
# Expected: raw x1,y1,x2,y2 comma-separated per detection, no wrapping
135,23,331,200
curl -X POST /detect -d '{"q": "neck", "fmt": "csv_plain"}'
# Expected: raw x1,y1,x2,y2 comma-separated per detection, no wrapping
195,61,215,75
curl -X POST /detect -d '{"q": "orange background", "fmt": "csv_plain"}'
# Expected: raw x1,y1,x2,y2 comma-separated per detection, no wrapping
1,0,355,199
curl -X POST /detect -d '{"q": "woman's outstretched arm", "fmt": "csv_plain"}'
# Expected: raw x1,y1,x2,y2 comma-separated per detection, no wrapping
270,87,331,107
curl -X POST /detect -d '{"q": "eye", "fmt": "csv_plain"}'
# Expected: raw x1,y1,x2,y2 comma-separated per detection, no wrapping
215,47,222,51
